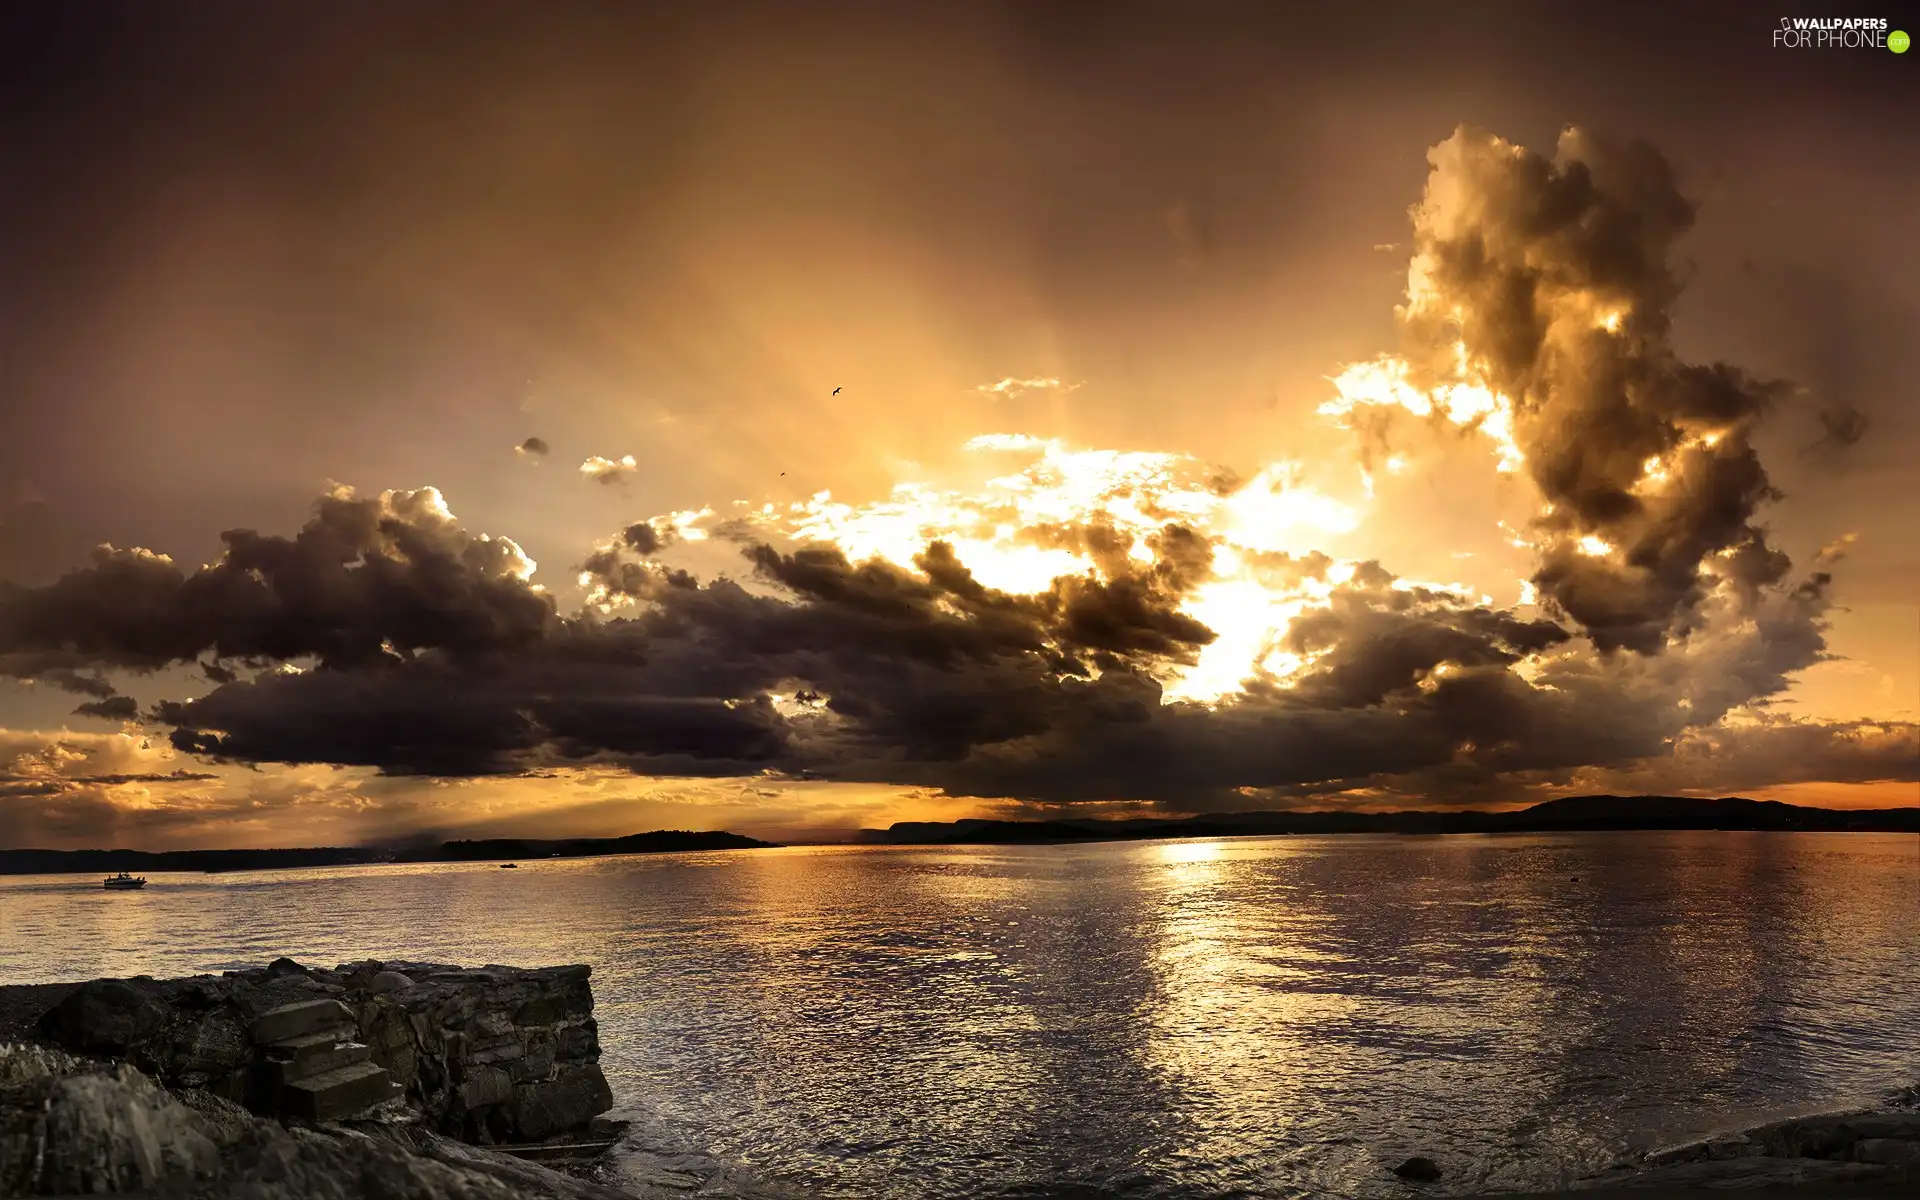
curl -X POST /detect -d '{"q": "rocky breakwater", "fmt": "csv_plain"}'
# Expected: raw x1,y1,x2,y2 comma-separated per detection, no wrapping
26,958,613,1144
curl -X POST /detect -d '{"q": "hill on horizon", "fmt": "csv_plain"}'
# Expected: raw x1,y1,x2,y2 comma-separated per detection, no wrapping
857,794,1920,845
0,829,776,876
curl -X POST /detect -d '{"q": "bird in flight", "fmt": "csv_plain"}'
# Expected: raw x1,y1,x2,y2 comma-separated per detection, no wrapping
831,386,841,395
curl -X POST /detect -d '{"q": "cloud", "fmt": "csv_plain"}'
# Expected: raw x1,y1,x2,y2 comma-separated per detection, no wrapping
974,377,1081,400
516,436,551,457
0,127,1892,824
132,520,1842,809
1810,402,1868,454
1563,717,1918,795
0,730,226,846
580,454,639,485
0,485,551,680
1384,126,1799,654
74,695,139,721
26,668,118,698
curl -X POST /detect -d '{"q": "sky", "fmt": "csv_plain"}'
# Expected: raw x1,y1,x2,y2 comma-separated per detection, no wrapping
1,1,1916,850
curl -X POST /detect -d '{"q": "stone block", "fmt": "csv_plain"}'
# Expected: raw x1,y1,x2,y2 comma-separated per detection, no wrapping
458,1065,514,1110
280,1061,395,1121
249,999,353,1046
510,1038,556,1082
263,1034,370,1083
473,1009,514,1039
467,1036,527,1066
557,1017,599,1061
510,1063,613,1140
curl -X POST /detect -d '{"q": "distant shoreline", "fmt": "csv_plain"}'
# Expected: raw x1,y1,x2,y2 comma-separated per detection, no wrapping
0,828,776,877
857,794,1920,846
5,796,1915,875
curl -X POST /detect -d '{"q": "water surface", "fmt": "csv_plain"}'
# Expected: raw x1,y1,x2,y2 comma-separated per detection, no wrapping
4,832,1917,1198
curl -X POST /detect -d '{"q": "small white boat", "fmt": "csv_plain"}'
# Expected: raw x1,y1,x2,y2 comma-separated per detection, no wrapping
102,872,147,890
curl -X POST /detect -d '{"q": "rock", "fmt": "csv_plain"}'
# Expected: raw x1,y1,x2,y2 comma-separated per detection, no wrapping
280,1061,398,1121
1579,1154,1897,1189
250,999,354,1046
171,1087,258,1148
370,970,415,995
1750,1108,1920,1158
460,1065,515,1111
10,959,616,1150
172,1007,252,1090
0,1044,221,1196
1391,1154,1442,1181
511,1064,614,1141
1854,1137,1920,1166
35,978,171,1057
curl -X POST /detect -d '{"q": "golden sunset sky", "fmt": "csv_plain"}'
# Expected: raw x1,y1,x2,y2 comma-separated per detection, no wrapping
1,2,1914,849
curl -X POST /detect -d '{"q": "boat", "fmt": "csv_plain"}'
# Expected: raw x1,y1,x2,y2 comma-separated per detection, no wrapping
103,872,147,890
500,863,519,869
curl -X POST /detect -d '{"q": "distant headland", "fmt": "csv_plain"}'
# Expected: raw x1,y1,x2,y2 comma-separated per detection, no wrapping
857,794,1920,845
0,829,776,876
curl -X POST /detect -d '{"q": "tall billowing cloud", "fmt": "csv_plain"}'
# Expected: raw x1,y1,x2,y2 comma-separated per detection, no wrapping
1325,127,1802,654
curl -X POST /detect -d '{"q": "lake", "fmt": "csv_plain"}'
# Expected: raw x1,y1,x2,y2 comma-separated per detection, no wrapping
3,831,1917,1198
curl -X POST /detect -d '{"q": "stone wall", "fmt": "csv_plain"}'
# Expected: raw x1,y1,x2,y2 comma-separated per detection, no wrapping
29,958,612,1143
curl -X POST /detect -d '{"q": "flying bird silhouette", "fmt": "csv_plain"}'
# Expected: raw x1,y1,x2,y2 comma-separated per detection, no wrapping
832,386,841,395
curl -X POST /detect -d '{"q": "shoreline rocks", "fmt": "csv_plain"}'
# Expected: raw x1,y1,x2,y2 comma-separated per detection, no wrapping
1,1041,634,1199
2,959,645,1199
26,959,612,1143
1552,1092,1920,1192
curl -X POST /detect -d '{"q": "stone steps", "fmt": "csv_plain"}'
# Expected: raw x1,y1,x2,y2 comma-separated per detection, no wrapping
249,998,355,1045
249,997,394,1120
281,1060,401,1121
263,1037,371,1083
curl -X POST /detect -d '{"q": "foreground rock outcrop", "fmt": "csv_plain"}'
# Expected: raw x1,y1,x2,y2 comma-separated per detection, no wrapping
1561,1092,1920,1191
30,959,611,1142
1,1042,632,1199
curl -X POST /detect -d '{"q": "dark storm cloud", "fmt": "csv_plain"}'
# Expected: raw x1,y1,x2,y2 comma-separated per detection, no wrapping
1810,403,1868,454
621,521,673,556
1273,580,1571,710
28,668,117,698
0,768,219,801
128,509,1835,807
1405,127,1801,653
0,486,553,681
73,695,139,721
